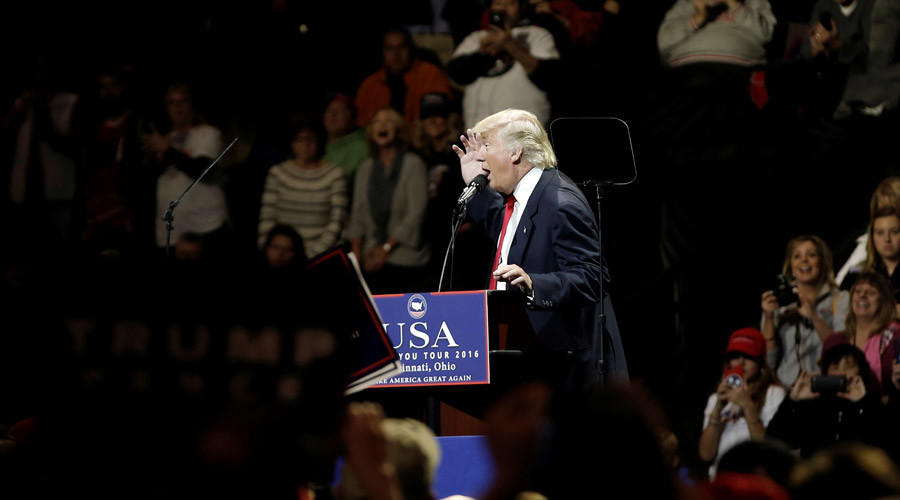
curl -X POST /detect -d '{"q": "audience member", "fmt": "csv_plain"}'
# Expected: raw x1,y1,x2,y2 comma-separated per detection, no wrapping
77,65,147,256
3,56,81,243
761,235,850,387
651,0,776,162
322,93,370,183
837,176,900,286
861,207,900,301
850,0,900,114
412,92,467,274
413,92,464,203
715,439,798,488
446,0,561,126
174,231,205,263
355,27,454,129
140,83,229,255
657,0,776,68
703,471,791,500
788,442,900,500
346,108,431,294
528,0,604,49
823,272,900,400
699,328,786,478
258,113,347,259
800,0,875,120
535,384,684,500
336,402,441,500
766,343,886,458
262,223,307,271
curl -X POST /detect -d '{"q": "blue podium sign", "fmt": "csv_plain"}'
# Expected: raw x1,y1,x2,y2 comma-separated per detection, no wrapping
370,291,490,387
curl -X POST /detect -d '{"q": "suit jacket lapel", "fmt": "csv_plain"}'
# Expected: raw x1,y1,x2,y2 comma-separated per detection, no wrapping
508,169,556,265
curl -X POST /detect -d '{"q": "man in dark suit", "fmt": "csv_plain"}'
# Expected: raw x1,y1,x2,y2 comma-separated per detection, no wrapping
452,109,628,392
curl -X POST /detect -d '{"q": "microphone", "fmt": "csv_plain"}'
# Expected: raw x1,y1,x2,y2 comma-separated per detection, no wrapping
457,174,488,206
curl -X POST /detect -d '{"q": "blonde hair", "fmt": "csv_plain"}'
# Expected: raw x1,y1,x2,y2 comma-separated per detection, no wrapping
365,107,411,157
781,235,837,290
338,418,440,500
472,109,557,169
864,206,900,272
870,176,900,215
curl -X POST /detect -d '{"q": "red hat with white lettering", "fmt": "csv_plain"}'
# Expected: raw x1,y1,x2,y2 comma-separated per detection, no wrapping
724,328,766,359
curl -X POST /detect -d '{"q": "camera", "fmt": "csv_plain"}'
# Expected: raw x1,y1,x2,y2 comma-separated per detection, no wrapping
773,274,798,307
810,375,847,393
489,10,505,28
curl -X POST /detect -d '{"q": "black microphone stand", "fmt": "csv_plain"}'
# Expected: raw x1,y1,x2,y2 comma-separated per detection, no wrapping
162,136,239,262
438,204,469,292
551,116,637,389
578,178,612,388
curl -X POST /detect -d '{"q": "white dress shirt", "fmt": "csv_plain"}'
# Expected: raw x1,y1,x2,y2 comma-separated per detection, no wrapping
495,167,542,290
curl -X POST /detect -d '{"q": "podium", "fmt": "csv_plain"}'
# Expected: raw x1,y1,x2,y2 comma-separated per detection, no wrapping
366,290,542,436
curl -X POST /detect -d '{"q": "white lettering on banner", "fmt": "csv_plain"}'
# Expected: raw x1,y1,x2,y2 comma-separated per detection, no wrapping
433,361,457,371
386,377,423,384
387,323,406,349
409,322,429,348
383,322,462,350
431,322,460,347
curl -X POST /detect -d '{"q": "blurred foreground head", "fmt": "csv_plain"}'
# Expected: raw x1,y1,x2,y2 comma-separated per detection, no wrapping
790,442,900,500
338,416,441,500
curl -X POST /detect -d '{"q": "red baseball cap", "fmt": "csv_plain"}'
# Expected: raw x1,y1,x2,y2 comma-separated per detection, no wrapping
724,327,766,359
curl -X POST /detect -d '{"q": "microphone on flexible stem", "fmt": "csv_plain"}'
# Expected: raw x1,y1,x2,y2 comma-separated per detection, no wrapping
440,174,488,292
457,174,488,206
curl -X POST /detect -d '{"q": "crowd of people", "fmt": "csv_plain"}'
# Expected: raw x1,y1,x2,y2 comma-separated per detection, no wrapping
3,0,900,498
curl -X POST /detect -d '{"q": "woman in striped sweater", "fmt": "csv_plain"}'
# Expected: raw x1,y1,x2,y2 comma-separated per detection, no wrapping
258,113,348,259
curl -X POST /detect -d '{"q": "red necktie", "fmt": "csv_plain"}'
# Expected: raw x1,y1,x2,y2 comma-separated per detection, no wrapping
489,194,516,290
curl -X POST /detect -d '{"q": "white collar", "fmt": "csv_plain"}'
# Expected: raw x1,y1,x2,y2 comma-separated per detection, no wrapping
840,1,858,16
512,167,543,209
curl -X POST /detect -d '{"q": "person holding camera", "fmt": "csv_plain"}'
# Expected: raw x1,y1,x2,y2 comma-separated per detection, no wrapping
761,235,850,387
699,328,785,478
446,0,560,127
766,343,886,459
823,272,900,402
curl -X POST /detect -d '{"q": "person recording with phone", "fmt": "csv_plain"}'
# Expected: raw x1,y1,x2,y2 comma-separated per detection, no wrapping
699,328,785,478
766,343,887,459
761,235,850,387
446,0,560,127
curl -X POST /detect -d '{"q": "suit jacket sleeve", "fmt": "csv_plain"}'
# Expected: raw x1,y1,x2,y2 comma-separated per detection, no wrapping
528,196,604,309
